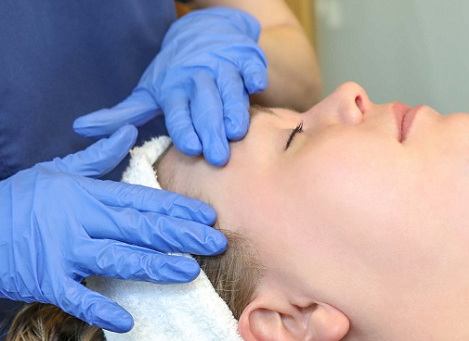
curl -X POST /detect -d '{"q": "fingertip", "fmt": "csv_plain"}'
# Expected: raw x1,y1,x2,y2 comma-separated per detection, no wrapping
106,124,138,153
180,257,201,281
90,302,134,333
72,117,85,134
245,71,269,94
56,124,138,176
224,115,249,141
114,124,138,141
199,204,217,225
73,114,101,138
73,109,118,138
204,141,230,167
169,123,203,157
178,133,203,157
158,256,201,283
207,230,228,256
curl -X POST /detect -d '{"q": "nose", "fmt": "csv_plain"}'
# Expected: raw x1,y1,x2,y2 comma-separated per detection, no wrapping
304,82,372,125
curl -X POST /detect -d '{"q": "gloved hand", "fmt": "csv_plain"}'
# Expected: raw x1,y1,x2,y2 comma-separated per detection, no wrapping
0,125,226,332
73,7,268,166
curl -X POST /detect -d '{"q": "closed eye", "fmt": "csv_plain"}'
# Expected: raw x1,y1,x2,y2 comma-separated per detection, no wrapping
285,121,304,150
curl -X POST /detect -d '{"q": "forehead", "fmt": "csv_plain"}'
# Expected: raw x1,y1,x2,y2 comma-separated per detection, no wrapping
157,145,206,197
158,106,303,203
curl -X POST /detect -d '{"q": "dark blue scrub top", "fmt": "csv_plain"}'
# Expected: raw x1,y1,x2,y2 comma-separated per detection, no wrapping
0,1,175,181
0,1,176,336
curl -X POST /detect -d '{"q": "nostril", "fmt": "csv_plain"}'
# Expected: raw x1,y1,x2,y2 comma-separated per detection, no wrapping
355,95,365,115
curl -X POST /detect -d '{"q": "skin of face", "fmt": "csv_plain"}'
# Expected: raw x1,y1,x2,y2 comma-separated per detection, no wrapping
160,82,469,340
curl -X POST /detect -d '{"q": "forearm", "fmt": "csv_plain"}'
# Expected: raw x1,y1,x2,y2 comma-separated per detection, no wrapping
190,0,322,111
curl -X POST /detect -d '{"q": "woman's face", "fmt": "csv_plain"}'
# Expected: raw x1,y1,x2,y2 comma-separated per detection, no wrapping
162,82,469,338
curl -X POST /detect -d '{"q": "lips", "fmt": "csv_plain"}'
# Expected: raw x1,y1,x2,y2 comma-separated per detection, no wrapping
392,102,416,142
400,106,421,142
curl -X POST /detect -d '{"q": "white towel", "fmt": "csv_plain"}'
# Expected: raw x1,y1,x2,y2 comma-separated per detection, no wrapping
87,136,243,341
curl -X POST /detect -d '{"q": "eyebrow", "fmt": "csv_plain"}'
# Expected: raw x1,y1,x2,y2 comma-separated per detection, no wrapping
249,105,277,122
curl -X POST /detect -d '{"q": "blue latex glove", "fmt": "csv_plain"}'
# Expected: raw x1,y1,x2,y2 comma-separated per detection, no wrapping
0,125,226,332
73,7,268,166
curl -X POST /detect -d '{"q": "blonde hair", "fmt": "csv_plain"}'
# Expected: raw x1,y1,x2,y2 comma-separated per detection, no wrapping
194,229,262,319
6,303,103,341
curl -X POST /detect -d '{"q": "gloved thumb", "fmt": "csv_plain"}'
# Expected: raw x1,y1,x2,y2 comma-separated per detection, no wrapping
51,125,138,178
58,279,134,333
74,89,160,138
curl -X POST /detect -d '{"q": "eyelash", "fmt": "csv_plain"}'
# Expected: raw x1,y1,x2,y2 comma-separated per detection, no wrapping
285,121,304,150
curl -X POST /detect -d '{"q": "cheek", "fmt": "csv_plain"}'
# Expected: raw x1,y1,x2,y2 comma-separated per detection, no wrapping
279,138,430,274
284,136,469,280
287,136,408,228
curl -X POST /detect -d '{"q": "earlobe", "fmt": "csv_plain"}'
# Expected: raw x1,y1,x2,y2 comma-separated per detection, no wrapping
238,299,350,341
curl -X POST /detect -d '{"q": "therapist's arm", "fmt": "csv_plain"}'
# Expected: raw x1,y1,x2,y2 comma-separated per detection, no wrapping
190,0,322,111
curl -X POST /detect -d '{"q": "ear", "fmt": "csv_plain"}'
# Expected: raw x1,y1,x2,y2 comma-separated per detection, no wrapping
238,297,350,341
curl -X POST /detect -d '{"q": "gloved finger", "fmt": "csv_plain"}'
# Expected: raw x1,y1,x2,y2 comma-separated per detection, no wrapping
79,178,216,225
216,65,250,140
73,89,159,138
78,239,201,283
51,125,138,178
161,87,202,157
56,277,134,333
81,205,227,255
237,52,269,94
190,71,230,166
